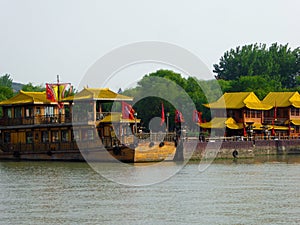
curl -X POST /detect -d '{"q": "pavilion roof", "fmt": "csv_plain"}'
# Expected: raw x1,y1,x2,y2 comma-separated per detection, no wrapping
203,92,272,110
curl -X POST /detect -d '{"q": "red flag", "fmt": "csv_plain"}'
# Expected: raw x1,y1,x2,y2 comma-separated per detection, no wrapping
122,102,135,120
193,110,202,123
175,110,184,123
160,102,165,126
243,123,247,137
46,83,56,102
272,103,277,136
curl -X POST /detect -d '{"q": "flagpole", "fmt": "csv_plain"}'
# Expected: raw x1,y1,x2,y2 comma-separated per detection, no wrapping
57,75,61,123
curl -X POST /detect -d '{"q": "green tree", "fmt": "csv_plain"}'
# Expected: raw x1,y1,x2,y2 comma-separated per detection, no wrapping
22,82,45,92
213,43,300,89
0,74,14,101
123,70,215,130
0,74,13,88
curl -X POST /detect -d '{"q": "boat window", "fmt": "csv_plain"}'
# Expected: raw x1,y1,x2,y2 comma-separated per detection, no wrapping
6,108,12,118
36,107,41,115
87,130,94,140
25,107,33,118
4,132,10,143
61,130,69,142
73,130,80,141
42,131,49,143
45,106,54,117
26,132,33,143
14,107,22,118
51,131,59,142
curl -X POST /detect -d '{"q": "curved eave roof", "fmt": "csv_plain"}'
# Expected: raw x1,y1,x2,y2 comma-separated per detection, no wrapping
0,91,52,106
262,92,300,108
200,117,243,129
204,92,272,110
99,113,140,123
62,88,133,102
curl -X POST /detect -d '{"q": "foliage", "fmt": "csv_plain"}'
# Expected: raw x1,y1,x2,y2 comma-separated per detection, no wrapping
0,86,14,101
123,70,212,130
22,82,45,92
213,43,300,89
0,74,14,101
0,74,13,88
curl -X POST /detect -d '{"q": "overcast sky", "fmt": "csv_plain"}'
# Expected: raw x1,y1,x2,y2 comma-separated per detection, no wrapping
1,0,299,90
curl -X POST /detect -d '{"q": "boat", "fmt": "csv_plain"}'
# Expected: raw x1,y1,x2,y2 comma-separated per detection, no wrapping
0,81,181,162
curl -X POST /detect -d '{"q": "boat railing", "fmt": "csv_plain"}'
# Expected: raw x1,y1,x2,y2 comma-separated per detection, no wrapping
0,114,72,126
135,132,176,143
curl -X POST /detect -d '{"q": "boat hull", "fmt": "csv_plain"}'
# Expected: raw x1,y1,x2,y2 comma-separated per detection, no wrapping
0,141,177,163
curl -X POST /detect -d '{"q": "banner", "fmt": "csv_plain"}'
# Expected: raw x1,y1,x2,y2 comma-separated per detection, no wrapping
175,109,184,123
160,102,165,126
122,102,135,120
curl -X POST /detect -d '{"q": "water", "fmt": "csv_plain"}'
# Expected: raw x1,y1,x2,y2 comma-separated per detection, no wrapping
1,157,300,225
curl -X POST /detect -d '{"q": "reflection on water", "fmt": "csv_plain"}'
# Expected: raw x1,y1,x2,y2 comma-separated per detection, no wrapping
0,156,300,224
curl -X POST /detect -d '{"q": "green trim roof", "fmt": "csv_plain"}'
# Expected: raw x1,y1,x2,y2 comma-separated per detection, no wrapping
204,92,272,110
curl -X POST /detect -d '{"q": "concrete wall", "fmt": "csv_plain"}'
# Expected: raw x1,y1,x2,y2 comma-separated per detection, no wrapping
187,139,300,160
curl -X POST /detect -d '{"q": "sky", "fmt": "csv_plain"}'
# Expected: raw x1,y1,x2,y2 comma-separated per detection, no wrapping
1,0,300,91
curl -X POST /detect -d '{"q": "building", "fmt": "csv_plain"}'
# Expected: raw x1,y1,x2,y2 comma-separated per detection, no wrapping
201,92,273,137
262,92,300,137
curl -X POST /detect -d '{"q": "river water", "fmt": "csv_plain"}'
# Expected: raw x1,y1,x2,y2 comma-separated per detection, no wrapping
1,156,300,225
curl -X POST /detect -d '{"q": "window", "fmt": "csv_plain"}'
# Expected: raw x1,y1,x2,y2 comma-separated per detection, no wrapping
36,107,41,115
25,107,33,118
6,108,12,118
51,131,59,142
73,130,80,141
26,132,33,143
251,110,256,118
246,110,251,118
42,131,49,143
14,107,22,118
291,108,295,116
45,106,54,117
87,130,94,140
257,111,261,118
4,132,10,143
61,130,69,142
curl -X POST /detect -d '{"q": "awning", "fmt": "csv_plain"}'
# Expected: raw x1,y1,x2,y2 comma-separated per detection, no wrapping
290,119,300,126
200,117,243,130
100,113,140,123
252,123,263,130
245,102,273,110
292,101,300,108
269,125,294,131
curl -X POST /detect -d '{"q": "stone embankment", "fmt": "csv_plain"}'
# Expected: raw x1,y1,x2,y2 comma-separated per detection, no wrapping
185,139,300,160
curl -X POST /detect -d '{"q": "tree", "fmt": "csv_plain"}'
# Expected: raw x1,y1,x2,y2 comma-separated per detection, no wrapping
213,43,300,89
123,70,215,130
22,82,45,92
0,74,13,88
0,74,14,101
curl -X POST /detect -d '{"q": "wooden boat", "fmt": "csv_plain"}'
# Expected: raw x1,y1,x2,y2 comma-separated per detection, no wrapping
0,85,180,162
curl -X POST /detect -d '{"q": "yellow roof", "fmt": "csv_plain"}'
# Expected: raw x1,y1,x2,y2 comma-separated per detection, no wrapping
0,90,52,105
204,92,272,110
63,88,133,101
290,119,300,126
100,113,140,123
200,117,243,129
262,92,300,108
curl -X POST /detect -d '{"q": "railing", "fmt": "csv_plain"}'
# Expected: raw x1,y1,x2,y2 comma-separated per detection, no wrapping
0,114,72,126
0,141,79,153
